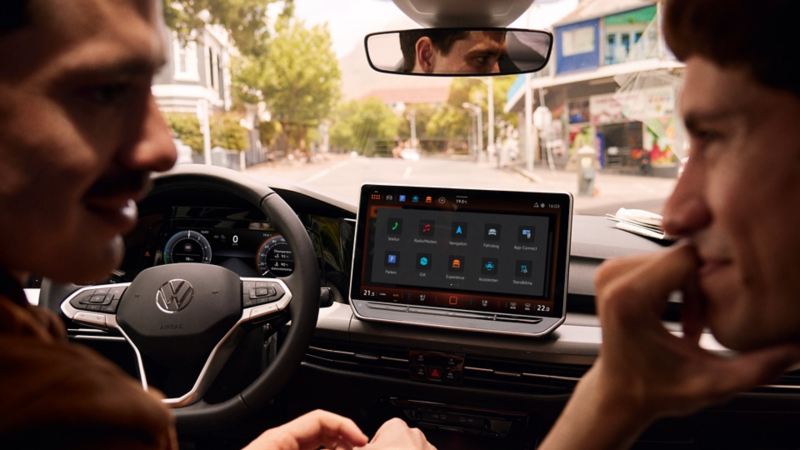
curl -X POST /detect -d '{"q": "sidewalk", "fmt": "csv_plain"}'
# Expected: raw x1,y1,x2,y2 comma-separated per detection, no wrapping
477,159,677,214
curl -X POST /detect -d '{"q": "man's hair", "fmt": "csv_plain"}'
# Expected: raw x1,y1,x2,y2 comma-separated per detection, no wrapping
664,0,799,97
398,29,469,72
0,1,29,34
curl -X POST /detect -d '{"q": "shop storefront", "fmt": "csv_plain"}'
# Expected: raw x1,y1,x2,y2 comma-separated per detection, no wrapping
590,85,679,175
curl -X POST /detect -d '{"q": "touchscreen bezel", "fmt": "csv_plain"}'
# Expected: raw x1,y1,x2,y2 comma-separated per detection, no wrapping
349,184,572,332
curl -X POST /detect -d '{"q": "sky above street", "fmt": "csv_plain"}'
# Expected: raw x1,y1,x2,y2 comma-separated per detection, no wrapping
290,0,579,58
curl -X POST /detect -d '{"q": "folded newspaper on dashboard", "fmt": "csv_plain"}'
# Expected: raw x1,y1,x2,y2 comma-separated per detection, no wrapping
605,208,676,244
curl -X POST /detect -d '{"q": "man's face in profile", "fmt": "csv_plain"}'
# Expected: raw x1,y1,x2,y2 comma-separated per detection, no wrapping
662,57,800,351
413,31,507,74
0,0,176,283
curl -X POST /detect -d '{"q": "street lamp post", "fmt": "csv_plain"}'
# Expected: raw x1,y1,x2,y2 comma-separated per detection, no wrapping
524,73,534,172
409,108,417,149
462,102,483,162
196,99,212,165
485,77,496,168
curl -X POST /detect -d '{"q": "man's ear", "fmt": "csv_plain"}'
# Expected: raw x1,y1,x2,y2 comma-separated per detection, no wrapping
415,37,435,73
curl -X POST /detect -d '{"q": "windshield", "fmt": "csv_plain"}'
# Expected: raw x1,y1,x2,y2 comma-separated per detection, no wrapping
160,0,680,216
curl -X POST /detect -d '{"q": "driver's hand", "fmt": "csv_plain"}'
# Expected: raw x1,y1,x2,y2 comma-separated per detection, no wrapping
540,245,800,450
356,418,436,450
244,409,368,450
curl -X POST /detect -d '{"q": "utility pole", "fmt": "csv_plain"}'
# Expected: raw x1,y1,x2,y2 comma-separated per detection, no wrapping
197,99,212,165
486,78,496,167
463,102,483,162
476,107,483,162
524,73,534,172
409,108,417,148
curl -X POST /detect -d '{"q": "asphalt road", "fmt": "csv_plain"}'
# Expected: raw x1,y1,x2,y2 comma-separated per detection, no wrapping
247,154,677,215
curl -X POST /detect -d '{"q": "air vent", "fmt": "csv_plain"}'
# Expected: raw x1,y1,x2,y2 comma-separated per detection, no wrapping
566,293,683,322
305,339,589,394
758,369,800,392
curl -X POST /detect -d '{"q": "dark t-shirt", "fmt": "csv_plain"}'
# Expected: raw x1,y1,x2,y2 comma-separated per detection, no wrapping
0,271,177,449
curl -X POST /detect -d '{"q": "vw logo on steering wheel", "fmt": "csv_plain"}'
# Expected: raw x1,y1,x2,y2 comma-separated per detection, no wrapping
155,279,194,313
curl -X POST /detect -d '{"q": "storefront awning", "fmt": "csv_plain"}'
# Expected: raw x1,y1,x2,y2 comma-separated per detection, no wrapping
504,58,684,113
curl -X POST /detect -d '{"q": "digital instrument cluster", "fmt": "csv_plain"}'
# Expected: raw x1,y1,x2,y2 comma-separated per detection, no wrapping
120,206,295,281
160,227,294,277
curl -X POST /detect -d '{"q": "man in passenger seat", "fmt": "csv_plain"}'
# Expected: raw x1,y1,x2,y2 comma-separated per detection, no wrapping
540,0,800,448
0,1,435,449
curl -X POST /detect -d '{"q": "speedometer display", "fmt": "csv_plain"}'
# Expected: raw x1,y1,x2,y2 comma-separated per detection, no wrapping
163,230,213,264
256,235,294,277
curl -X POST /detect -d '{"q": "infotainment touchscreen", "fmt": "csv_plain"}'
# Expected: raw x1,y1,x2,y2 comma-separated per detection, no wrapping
349,184,572,336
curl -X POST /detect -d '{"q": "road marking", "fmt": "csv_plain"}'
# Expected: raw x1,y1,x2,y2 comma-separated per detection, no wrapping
402,166,413,179
302,159,351,184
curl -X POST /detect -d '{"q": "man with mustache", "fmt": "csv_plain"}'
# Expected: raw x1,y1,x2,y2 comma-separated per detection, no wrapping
541,0,800,448
0,1,434,449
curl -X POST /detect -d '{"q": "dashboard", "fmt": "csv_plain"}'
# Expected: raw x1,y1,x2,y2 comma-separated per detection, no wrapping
49,175,800,449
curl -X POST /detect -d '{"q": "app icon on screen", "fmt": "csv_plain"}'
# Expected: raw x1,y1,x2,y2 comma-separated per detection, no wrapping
518,226,535,242
481,257,498,275
416,253,432,270
450,222,468,240
399,194,407,202
419,220,435,236
485,224,501,241
385,252,399,267
515,260,532,278
412,195,420,203
448,256,464,272
387,218,402,235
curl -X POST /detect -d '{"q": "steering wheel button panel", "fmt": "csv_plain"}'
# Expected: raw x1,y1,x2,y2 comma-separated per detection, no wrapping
243,280,286,307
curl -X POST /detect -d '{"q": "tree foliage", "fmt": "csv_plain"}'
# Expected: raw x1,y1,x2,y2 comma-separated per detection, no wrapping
164,112,203,153
424,76,519,149
236,19,341,151
330,98,400,154
163,0,293,57
211,113,249,151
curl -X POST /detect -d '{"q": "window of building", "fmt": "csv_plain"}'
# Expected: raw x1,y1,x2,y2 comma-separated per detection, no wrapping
208,47,216,90
173,37,199,81
561,26,596,57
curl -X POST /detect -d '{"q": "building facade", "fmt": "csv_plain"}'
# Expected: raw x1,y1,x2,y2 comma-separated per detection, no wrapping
506,0,684,177
152,25,233,114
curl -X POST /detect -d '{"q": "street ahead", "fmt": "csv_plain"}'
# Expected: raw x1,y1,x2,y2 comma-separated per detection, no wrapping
247,154,677,215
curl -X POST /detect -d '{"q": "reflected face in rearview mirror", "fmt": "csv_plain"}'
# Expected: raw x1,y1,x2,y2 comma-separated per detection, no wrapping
365,28,553,77
409,30,507,74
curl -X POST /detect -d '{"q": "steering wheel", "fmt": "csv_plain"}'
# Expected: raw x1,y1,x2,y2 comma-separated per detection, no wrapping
39,165,320,433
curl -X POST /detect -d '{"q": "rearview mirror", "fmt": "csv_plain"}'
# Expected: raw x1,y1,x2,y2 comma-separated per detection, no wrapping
365,28,553,76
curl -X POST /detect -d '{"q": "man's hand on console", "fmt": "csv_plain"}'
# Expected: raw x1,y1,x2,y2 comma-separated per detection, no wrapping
244,409,369,450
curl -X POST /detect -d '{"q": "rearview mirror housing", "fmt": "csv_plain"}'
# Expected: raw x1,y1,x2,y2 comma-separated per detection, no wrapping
365,27,553,77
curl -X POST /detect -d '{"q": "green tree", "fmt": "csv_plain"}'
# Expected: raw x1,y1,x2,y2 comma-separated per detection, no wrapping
163,0,293,57
425,75,520,150
164,112,203,153
211,113,249,151
330,98,400,155
236,19,341,153
397,103,435,141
